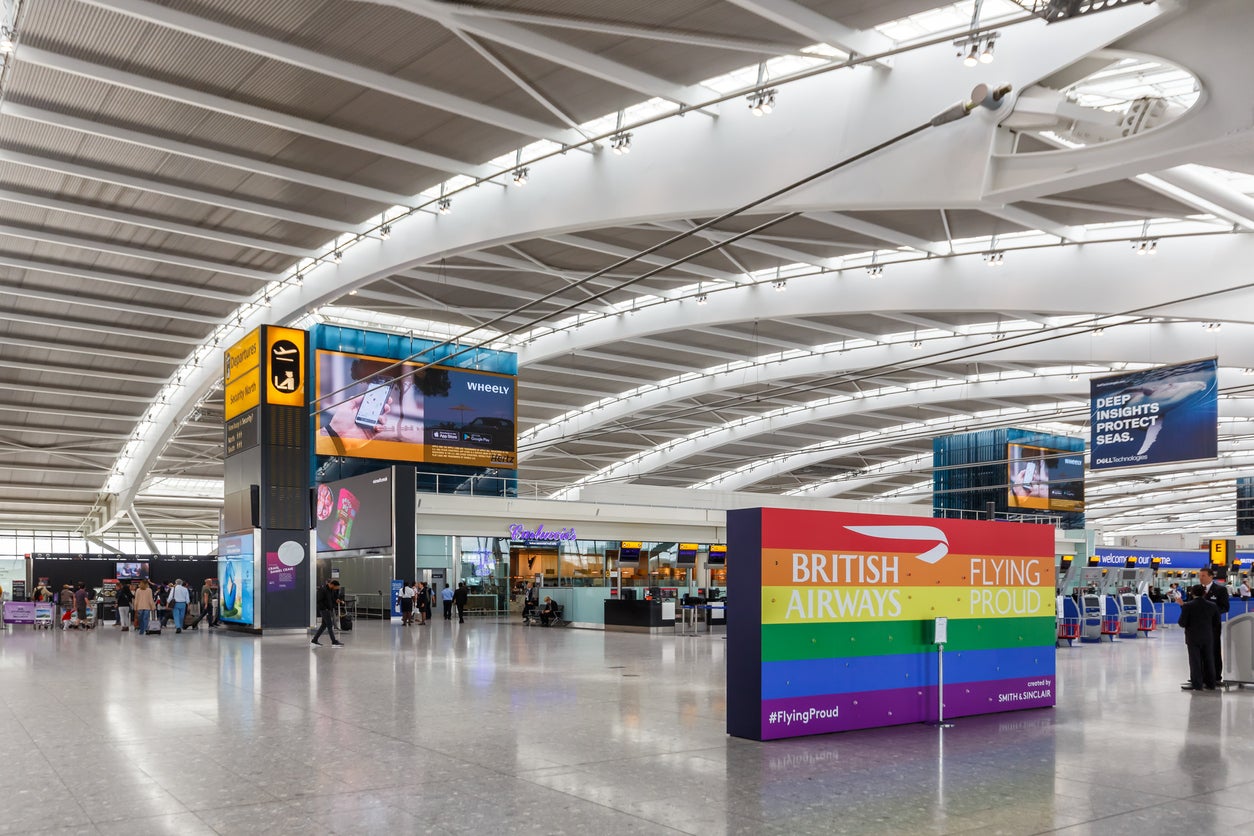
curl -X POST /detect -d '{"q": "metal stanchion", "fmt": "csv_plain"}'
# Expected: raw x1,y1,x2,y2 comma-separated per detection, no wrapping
927,617,954,728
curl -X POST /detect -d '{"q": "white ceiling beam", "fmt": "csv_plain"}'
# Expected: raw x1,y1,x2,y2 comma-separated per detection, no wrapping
1,381,157,404
449,31,591,138
984,205,1088,243
0,308,206,344
426,3,799,55
0,253,248,303
804,212,946,256
0,189,315,258
543,233,745,284
0,335,183,365
457,251,649,303
81,0,572,142
0,283,223,325
698,325,811,353
650,220,843,270
4,103,414,208
1141,166,1254,231
721,0,892,61
0,147,356,232
15,46,494,179
406,4,712,108
0,220,276,281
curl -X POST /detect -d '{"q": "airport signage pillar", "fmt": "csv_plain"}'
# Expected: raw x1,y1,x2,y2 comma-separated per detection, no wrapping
222,326,312,631
726,508,1057,741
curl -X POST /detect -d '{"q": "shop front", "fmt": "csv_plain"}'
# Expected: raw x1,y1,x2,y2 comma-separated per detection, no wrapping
411,494,728,627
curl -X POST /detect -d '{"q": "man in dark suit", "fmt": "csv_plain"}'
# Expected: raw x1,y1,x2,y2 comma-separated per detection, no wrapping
1199,567,1230,680
1179,584,1220,690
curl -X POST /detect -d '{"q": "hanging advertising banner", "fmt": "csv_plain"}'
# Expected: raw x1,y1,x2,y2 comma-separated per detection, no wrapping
1089,358,1218,470
727,508,1056,741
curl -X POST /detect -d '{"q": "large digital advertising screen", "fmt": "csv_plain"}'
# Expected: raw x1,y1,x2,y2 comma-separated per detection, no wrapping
315,469,393,554
315,350,517,469
1090,358,1218,470
1007,444,1085,512
218,532,256,627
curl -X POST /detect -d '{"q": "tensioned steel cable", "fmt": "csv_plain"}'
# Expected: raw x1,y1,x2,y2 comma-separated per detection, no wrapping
311,100,981,418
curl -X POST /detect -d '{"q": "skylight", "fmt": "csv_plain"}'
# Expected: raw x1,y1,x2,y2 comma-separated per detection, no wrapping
875,0,1026,44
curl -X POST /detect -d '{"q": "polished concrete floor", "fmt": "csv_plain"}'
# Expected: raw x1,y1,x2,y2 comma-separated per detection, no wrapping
1,618,1251,836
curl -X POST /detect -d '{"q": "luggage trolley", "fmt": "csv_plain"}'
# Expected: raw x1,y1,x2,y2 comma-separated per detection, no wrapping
1056,595,1081,646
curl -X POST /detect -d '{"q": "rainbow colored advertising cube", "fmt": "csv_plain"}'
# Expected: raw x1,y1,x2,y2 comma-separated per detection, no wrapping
727,509,1056,741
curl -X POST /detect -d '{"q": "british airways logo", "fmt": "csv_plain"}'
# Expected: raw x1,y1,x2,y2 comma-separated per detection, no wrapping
844,525,950,564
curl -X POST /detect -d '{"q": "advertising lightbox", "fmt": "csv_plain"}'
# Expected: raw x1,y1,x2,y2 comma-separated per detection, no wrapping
218,531,258,628
315,469,393,554
1007,443,1085,512
1090,358,1218,470
315,350,517,468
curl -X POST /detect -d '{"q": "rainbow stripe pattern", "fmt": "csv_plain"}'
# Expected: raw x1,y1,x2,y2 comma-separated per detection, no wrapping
727,509,1057,741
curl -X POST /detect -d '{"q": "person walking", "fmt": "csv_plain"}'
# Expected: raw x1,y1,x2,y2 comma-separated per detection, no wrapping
168,579,191,633
1179,584,1221,690
453,581,469,623
398,581,415,626
442,583,454,620
1199,567,1230,680
116,581,134,632
201,578,220,628
311,579,345,647
133,579,156,635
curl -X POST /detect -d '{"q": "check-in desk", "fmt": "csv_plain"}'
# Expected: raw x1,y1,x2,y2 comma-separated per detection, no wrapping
603,599,676,634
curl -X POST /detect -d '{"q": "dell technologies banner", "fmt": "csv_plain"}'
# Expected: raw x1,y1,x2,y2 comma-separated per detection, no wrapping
1089,358,1218,471
315,350,517,468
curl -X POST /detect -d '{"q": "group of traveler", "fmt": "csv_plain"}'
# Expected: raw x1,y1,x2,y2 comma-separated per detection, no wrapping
1178,567,1230,691
520,582,561,626
313,579,475,648
113,578,220,634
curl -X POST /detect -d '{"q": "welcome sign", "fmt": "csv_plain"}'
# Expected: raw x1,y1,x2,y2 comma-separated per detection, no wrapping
727,509,1056,741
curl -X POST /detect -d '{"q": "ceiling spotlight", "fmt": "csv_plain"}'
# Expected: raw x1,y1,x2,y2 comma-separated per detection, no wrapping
984,250,1005,267
348,288,358,295
747,89,777,116
379,224,392,240
1244,368,1254,376
1093,327,1105,335
332,250,343,263
772,279,787,292
610,132,633,155
437,197,452,214
979,39,996,64
993,332,1006,341
512,167,529,186
696,294,708,305
963,43,979,67
1204,322,1222,332
866,265,883,277
911,341,923,350
294,272,304,286
1068,373,1080,381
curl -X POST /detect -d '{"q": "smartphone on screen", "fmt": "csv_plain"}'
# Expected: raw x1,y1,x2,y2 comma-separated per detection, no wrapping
355,378,393,430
